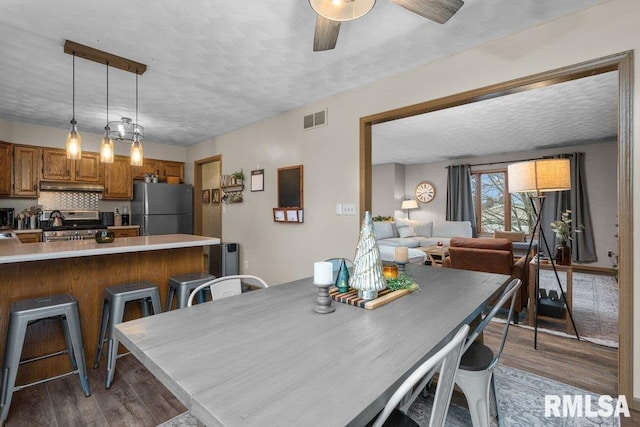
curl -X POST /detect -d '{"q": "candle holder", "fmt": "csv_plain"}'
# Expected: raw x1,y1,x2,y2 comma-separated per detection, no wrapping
396,261,407,273
313,282,335,314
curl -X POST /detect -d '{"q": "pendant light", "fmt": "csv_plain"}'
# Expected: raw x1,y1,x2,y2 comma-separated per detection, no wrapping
100,62,115,163
65,53,82,160
129,71,144,167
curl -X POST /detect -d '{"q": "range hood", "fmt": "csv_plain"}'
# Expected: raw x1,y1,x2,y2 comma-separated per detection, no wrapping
40,181,105,192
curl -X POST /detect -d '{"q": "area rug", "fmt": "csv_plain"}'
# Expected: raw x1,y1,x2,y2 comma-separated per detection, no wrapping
501,270,618,348
408,364,622,426
158,365,622,426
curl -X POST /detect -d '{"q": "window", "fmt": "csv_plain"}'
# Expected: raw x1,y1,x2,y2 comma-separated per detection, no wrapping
471,169,535,234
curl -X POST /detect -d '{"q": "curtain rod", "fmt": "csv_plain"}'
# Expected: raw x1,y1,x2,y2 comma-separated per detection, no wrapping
445,156,542,168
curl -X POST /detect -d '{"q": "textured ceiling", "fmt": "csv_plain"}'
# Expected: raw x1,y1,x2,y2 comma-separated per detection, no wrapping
0,0,606,146
372,71,619,165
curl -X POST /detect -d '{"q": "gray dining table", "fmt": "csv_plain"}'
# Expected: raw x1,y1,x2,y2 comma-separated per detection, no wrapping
115,263,509,426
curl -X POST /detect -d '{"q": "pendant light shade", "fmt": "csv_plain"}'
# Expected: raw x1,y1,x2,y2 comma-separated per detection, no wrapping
130,136,143,167
100,63,115,163
66,54,82,160
309,0,376,21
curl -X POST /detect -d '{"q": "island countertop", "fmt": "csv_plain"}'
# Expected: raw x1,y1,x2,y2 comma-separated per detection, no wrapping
0,234,220,264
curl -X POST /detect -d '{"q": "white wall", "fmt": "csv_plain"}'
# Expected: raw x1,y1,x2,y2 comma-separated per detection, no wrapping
186,0,640,396
374,141,617,268
372,163,405,218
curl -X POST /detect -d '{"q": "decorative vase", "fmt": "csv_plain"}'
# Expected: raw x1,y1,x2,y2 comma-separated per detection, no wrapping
555,242,572,266
335,259,350,293
349,211,387,300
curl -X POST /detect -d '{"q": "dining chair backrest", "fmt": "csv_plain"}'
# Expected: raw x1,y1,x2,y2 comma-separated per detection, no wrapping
186,275,268,307
464,278,522,367
372,324,470,427
324,258,354,271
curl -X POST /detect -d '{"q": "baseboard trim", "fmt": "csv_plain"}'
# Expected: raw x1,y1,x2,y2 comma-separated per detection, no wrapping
633,397,640,411
571,264,615,275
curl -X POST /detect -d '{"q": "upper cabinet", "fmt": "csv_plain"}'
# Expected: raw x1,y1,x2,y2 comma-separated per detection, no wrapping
12,145,40,198
0,142,11,196
133,158,184,183
103,155,133,200
42,148,100,182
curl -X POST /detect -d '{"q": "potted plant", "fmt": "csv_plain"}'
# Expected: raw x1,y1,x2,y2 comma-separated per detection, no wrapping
231,170,244,185
550,210,582,265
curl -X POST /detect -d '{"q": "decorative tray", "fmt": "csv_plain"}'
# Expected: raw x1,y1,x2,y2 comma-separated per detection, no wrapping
329,286,411,310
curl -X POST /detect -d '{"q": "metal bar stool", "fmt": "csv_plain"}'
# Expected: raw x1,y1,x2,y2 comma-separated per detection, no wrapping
1,293,91,424
165,272,216,310
93,281,161,388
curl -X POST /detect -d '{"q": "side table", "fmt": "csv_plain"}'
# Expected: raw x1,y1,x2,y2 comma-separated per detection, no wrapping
528,259,574,333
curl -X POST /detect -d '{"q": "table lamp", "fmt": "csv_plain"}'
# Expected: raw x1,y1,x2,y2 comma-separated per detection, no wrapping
401,199,418,219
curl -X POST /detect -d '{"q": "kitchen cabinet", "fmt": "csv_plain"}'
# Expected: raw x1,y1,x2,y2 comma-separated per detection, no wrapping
16,232,42,243
159,161,184,182
0,142,11,196
103,155,133,200
133,159,184,183
12,145,39,198
109,227,140,238
41,148,100,182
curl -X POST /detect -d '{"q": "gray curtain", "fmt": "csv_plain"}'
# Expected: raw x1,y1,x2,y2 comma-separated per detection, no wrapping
446,164,477,237
541,153,597,262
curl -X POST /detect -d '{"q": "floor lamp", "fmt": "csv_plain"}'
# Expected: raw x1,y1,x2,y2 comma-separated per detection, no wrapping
401,199,418,220
507,159,580,349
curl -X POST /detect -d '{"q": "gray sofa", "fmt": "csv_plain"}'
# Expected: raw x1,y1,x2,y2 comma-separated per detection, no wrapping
374,219,473,249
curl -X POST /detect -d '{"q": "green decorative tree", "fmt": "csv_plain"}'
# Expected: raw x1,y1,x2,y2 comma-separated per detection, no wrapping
349,211,387,300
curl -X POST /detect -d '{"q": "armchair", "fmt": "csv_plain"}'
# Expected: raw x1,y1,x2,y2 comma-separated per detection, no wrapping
442,237,529,323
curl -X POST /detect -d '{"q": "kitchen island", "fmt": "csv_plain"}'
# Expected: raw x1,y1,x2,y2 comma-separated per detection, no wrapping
0,234,219,385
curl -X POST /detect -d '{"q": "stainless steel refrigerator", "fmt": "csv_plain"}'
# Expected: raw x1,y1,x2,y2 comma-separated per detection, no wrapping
131,183,193,235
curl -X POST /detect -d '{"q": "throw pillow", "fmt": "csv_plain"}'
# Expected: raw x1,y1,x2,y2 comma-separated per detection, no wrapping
373,221,395,240
398,226,417,238
412,220,433,238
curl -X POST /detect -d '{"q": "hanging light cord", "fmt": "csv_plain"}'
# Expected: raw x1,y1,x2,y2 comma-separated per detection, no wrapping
135,69,139,132
72,53,76,121
106,62,109,125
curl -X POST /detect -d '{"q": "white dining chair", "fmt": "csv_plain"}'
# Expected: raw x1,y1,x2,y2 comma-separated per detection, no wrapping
455,278,522,427
186,275,268,307
372,324,470,427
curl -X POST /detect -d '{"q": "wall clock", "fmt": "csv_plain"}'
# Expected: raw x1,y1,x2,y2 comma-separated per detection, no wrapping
415,182,436,203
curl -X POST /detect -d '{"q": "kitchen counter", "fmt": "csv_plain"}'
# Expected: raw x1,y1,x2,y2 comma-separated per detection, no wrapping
12,228,43,234
107,225,140,230
0,234,219,264
0,233,219,385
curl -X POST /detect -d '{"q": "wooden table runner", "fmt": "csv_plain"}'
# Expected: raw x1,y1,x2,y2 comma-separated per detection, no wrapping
329,286,411,310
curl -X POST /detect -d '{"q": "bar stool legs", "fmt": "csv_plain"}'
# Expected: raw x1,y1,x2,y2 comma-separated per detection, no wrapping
93,282,161,388
1,293,90,425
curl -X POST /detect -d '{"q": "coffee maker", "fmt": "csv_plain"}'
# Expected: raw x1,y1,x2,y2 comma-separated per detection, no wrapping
0,208,14,229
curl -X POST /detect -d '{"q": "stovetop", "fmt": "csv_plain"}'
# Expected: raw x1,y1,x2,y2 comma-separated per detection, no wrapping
40,209,105,233
41,222,104,232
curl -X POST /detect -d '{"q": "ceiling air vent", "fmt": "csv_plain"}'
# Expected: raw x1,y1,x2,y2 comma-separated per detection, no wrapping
303,109,327,130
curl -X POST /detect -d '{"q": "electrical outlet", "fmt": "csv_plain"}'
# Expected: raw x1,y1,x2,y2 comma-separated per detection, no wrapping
335,204,343,215
343,204,356,215
244,260,249,269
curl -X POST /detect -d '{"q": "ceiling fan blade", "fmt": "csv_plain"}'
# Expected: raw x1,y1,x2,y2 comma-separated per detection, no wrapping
390,0,464,24
313,16,341,51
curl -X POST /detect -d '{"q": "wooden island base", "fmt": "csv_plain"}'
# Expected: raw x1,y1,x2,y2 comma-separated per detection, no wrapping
0,246,205,386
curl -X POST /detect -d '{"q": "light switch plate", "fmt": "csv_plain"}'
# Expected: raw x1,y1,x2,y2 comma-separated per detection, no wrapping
343,204,356,215
335,204,343,215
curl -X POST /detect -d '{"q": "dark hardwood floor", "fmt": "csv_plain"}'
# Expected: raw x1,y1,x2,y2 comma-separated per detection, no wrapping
6,323,637,426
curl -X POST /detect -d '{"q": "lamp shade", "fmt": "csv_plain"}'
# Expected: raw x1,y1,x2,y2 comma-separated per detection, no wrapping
309,0,376,21
507,159,571,193
401,199,418,210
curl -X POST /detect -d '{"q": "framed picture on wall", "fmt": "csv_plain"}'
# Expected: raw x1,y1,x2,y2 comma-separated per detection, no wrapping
202,189,210,204
251,169,264,192
212,189,220,203
273,208,286,222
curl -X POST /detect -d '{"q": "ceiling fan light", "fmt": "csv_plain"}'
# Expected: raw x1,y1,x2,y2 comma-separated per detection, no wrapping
66,119,82,160
310,0,375,21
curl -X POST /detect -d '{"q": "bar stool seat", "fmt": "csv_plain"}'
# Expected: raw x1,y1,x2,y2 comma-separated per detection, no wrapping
166,272,216,310
93,281,161,388
1,293,91,424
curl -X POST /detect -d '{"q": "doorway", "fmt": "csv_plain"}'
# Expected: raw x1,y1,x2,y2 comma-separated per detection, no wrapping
359,52,633,403
194,154,222,239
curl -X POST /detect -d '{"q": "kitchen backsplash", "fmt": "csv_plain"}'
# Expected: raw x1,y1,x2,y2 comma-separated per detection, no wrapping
38,191,100,210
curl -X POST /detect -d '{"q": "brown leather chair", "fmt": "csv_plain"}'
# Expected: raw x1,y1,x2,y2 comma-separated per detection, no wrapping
443,237,529,323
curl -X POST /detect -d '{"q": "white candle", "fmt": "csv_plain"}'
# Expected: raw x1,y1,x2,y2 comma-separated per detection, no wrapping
314,261,334,285
395,247,409,263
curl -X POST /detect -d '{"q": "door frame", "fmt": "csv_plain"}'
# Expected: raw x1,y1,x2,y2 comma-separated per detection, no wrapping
194,154,222,237
359,51,634,404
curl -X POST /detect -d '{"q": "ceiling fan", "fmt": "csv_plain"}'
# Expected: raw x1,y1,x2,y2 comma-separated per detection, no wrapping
310,0,464,51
